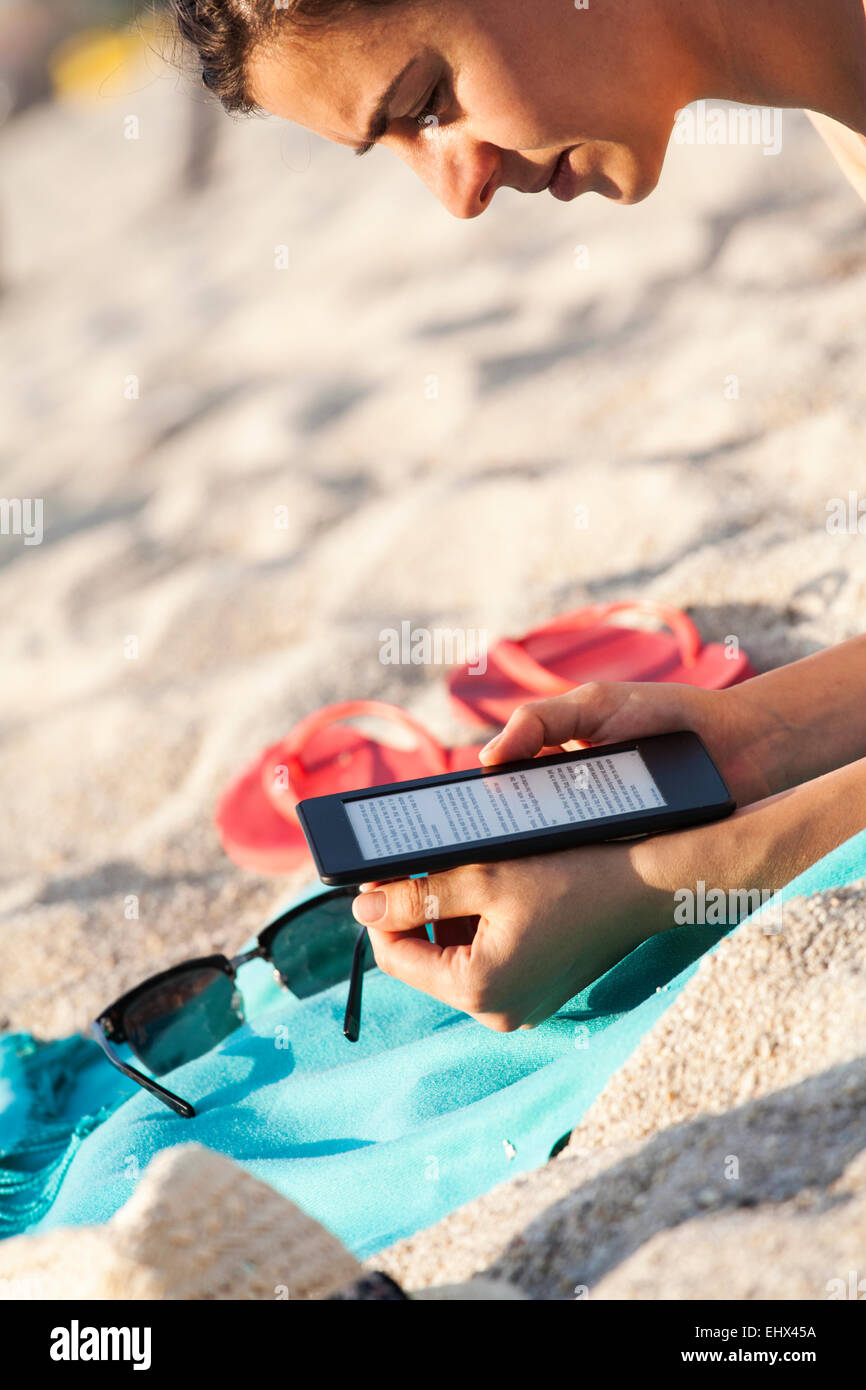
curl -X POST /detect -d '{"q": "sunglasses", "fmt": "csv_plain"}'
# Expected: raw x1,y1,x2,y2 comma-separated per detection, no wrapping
89,887,372,1119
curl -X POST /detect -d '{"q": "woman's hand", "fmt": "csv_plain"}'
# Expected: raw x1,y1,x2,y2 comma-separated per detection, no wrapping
352,841,667,1031
350,678,774,1031
477,679,787,808
352,751,866,1031
351,646,866,1028
481,634,866,807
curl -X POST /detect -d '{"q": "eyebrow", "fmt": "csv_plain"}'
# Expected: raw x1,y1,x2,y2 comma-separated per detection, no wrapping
353,54,423,156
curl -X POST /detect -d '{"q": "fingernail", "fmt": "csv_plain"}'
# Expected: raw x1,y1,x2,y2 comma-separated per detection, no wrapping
352,890,386,924
479,735,501,760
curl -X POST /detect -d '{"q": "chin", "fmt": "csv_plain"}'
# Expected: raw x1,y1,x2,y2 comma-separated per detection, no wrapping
598,147,665,204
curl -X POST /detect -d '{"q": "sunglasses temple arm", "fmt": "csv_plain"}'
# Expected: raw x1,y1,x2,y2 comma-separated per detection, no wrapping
88,1021,196,1119
343,928,370,1043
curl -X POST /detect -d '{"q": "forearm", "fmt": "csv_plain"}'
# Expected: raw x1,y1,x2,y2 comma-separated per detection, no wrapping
722,635,866,796
633,753,866,923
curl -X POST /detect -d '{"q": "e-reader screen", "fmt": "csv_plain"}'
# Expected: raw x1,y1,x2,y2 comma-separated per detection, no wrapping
343,748,666,862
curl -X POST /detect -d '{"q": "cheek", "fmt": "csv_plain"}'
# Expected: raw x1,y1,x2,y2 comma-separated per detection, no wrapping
458,70,555,151
463,63,653,158
453,13,590,150
451,6,674,163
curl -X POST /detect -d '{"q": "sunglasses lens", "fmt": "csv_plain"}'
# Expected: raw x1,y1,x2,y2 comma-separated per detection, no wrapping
270,895,372,998
122,965,242,1075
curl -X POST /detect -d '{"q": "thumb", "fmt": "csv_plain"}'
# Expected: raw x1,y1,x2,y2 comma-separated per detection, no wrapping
478,682,687,764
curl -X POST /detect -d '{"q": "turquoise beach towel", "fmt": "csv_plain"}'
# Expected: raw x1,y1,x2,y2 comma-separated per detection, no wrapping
3,828,866,1259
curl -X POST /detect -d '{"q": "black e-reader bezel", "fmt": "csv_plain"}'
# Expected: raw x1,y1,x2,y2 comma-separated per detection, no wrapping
296,731,735,886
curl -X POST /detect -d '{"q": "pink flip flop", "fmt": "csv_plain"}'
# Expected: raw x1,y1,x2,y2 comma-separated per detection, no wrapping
216,700,484,875
448,599,756,729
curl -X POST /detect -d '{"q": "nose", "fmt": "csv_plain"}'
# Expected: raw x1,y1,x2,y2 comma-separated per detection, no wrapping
390,131,501,219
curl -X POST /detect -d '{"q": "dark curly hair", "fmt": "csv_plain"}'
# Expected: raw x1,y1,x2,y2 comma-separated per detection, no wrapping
169,0,408,116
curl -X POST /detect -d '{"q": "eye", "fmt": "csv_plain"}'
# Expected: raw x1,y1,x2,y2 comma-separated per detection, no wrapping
413,79,448,132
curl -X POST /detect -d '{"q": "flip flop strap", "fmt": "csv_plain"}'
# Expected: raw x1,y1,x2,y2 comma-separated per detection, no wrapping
492,600,702,695
275,700,450,802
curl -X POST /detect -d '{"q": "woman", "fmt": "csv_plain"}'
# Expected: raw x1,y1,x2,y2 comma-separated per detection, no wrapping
173,0,866,1029
174,0,866,210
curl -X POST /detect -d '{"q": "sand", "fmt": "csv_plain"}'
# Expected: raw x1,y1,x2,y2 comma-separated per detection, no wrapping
1,45,865,1296
0,1143,365,1300
374,885,866,1299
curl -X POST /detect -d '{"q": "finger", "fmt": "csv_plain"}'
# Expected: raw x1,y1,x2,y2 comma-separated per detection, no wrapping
477,682,648,765
365,924,475,1008
358,895,477,946
352,868,480,933
478,678,686,767
368,919,524,1029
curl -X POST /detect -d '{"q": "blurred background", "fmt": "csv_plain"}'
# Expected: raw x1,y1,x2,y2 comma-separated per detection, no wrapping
1,1,866,1038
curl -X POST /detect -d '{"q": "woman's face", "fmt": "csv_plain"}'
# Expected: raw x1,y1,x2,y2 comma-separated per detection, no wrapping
248,0,705,219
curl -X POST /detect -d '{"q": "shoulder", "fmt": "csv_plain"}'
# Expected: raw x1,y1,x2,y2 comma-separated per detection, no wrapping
807,110,866,203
